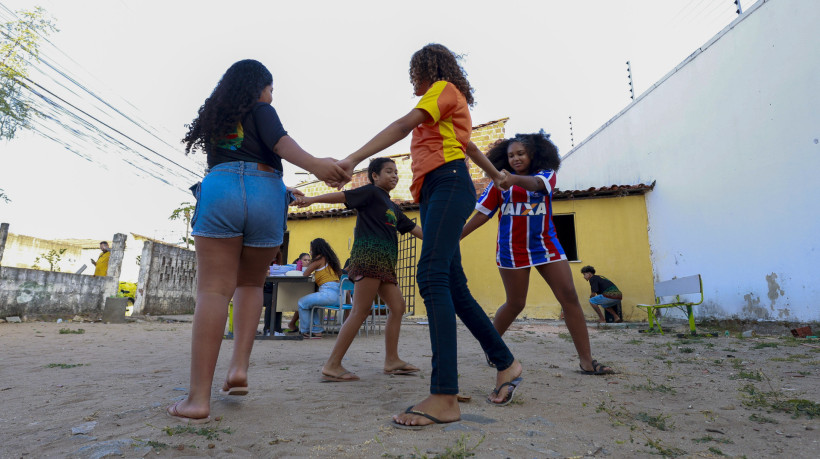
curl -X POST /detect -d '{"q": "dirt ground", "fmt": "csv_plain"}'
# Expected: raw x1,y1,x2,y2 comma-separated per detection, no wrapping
0,314,818,458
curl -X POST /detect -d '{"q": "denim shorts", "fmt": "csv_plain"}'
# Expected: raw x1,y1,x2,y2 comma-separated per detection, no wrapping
190,161,287,247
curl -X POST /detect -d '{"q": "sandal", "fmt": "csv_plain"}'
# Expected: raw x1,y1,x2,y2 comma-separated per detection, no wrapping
302,332,322,339
579,359,615,375
486,376,523,406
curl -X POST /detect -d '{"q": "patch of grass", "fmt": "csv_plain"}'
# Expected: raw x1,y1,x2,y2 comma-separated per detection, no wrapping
692,435,733,444
635,412,673,431
631,378,676,395
729,358,744,370
407,434,485,459
731,370,763,381
708,446,727,456
712,359,724,365
162,425,233,441
596,399,634,428
739,383,820,419
752,342,778,349
749,413,778,424
59,328,85,334
46,363,85,369
769,354,810,362
558,332,573,343
644,438,686,457
678,347,695,354
145,440,168,450
626,339,644,345
722,347,738,352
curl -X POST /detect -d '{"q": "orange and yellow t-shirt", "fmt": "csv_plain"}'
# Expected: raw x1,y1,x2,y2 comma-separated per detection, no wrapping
409,81,472,202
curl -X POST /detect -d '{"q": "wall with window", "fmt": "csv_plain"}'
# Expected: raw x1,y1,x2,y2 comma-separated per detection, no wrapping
557,0,820,321
286,192,654,321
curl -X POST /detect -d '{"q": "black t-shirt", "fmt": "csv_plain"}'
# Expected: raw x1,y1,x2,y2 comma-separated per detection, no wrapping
589,275,620,296
344,184,415,250
207,102,288,170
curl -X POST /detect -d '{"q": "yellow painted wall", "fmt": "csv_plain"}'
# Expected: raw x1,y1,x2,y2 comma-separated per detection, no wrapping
286,194,655,321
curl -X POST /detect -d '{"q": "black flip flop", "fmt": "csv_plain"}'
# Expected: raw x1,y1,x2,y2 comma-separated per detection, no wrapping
390,405,460,430
579,359,615,375
486,376,523,406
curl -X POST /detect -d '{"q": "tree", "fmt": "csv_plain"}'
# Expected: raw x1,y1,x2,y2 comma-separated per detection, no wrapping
0,7,58,140
33,248,67,271
169,202,196,249
0,188,9,203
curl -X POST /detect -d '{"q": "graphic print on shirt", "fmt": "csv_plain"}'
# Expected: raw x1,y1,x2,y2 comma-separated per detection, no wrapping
476,169,567,268
385,209,397,227
215,123,244,151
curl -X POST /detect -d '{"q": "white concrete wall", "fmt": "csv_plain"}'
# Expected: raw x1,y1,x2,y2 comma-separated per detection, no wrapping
558,0,820,321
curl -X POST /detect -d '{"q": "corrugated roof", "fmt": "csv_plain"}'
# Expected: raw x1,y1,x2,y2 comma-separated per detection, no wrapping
287,181,655,220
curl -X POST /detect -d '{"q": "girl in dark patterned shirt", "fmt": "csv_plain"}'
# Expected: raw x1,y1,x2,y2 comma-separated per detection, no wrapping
295,158,422,381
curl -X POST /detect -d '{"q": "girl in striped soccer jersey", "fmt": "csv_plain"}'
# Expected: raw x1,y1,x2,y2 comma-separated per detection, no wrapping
461,131,615,376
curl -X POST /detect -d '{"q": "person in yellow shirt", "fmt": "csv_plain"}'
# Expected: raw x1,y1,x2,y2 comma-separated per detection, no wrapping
91,241,110,276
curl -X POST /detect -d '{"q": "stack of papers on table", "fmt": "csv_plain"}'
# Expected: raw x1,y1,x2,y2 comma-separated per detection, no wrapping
269,264,297,276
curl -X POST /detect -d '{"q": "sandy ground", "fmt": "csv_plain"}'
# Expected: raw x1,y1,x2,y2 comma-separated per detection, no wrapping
0,314,818,458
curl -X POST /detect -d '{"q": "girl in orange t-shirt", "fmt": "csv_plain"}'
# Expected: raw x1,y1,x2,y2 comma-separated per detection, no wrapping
338,44,522,428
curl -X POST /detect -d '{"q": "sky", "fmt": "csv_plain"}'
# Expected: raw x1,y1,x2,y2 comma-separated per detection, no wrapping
0,0,755,243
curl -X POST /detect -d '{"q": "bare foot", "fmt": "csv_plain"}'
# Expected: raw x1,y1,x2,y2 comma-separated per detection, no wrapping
384,359,420,374
321,364,359,381
489,359,523,404
392,394,460,426
223,369,248,391
167,397,209,420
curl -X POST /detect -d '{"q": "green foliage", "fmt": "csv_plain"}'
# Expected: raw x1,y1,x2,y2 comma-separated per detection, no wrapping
635,412,673,431
405,434,485,459
58,328,85,334
46,363,85,369
0,188,9,203
631,378,676,395
644,438,686,457
0,6,58,140
169,202,196,249
731,370,763,381
33,248,67,271
752,342,778,349
162,425,233,441
678,347,695,353
558,332,573,343
739,383,820,419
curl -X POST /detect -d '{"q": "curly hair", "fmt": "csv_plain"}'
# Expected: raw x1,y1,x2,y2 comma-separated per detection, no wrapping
409,43,474,107
182,59,273,154
581,265,596,275
486,130,560,174
310,238,343,278
367,157,396,184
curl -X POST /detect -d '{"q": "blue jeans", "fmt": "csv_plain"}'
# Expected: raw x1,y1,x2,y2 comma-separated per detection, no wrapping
417,160,514,395
590,295,621,308
191,161,287,247
297,281,340,333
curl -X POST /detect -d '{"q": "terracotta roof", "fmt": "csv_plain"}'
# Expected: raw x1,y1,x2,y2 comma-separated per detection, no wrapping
287,181,655,220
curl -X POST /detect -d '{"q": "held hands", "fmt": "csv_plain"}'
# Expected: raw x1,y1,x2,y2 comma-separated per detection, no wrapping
292,195,314,208
334,157,357,189
312,157,351,189
494,169,512,191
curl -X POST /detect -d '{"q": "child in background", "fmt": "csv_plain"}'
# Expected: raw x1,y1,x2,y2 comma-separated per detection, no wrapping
283,252,312,333
461,131,615,375
297,238,343,338
336,44,522,427
295,157,423,381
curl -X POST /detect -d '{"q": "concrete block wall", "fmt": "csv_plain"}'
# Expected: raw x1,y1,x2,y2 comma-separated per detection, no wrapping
134,240,196,315
0,224,127,318
0,267,114,317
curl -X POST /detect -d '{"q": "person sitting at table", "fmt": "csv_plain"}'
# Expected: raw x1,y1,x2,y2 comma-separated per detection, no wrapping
296,238,343,338
284,252,311,332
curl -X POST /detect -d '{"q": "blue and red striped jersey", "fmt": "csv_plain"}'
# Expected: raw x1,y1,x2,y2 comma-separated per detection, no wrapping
476,170,567,268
